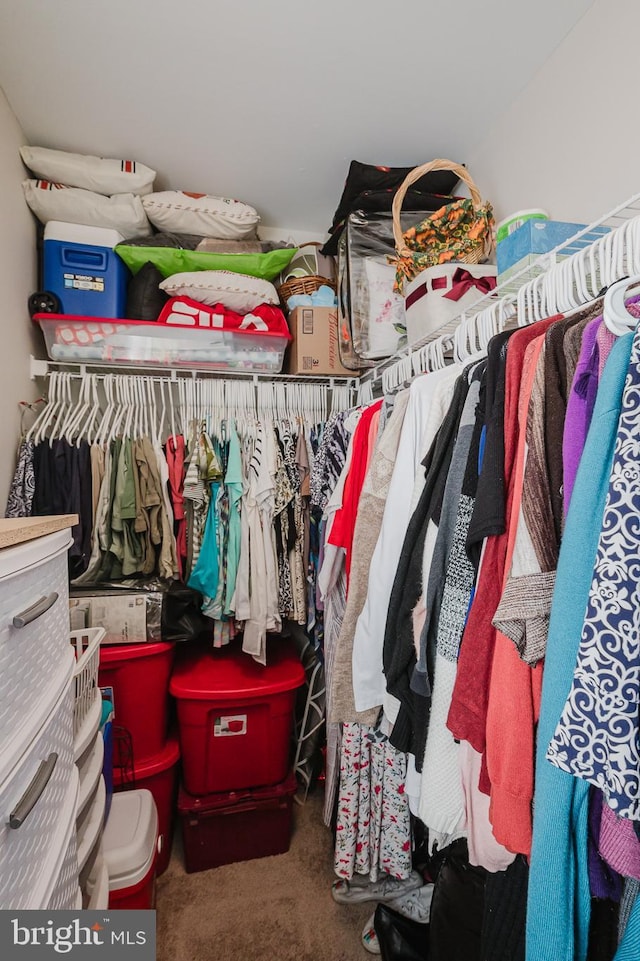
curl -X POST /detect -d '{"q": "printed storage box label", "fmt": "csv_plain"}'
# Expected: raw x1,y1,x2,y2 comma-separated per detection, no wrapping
214,715,247,737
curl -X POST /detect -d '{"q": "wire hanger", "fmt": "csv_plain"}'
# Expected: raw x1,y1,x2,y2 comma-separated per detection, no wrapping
107,377,125,446
65,371,93,444
97,374,116,448
603,273,640,334
66,374,95,447
79,374,101,445
51,373,74,444
28,370,58,444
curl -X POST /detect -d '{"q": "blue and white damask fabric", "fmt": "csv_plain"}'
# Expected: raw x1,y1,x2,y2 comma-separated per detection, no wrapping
546,326,640,821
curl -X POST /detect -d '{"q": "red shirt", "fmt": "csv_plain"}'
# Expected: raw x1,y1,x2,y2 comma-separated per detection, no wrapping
328,399,383,584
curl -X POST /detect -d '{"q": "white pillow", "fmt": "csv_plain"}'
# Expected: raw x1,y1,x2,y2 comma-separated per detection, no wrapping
160,271,278,314
143,191,259,240
22,180,150,239
362,259,406,359
20,146,156,196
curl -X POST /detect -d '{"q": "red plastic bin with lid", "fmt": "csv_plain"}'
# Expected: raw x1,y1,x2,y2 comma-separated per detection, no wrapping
170,640,305,796
113,734,180,877
178,769,298,873
98,641,175,764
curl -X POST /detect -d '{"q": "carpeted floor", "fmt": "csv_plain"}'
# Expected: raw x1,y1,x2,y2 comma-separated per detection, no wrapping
156,788,373,961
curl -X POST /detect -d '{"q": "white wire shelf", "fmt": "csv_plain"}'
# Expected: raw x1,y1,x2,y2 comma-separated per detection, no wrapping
360,191,640,387
29,355,359,390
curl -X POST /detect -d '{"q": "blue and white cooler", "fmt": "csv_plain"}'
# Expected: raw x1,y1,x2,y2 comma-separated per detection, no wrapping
43,221,130,317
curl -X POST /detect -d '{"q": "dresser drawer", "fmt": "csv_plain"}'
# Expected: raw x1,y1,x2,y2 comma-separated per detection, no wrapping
47,799,80,910
0,531,72,784
77,730,104,819
77,775,107,873
0,679,76,909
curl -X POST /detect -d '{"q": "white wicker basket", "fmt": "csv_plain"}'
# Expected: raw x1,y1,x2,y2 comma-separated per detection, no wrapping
69,628,105,738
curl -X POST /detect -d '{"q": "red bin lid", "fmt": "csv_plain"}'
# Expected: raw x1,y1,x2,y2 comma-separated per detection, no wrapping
113,733,180,785
177,769,298,812
100,641,175,664
169,640,305,702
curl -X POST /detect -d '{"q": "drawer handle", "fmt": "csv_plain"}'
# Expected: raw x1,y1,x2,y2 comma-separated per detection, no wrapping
12,592,59,629
9,753,58,829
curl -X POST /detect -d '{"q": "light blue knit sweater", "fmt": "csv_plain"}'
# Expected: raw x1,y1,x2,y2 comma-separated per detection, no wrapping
527,331,640,961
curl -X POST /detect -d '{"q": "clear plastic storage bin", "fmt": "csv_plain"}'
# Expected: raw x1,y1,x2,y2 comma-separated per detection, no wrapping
34,310,291,373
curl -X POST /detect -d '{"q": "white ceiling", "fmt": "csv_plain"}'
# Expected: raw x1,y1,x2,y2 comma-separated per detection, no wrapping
0,0,594,234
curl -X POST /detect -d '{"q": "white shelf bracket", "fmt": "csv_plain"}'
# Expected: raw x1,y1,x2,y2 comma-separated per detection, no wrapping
30,355,49,380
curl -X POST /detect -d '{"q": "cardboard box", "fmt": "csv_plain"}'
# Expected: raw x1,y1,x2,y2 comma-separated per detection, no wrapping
285,307,354,377
69,589,162,644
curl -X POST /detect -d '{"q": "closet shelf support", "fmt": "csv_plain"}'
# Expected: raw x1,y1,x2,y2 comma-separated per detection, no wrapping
29,356,49,380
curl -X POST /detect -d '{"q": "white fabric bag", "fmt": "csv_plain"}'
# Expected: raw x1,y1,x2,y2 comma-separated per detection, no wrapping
404,262,497,347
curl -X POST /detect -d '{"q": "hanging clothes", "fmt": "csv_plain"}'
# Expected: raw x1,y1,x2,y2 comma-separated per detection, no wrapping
90,442,105,527
417,369,485,845
166,434,187,578
289,428,310,626
329,389,411,726
446,319,558,843
384,369,471,761
327,398,384,582
5,439,35,518
352,367,460,720
241,425,281,665
527,332,633,961
333,722,413,883
223,424,243,618
318,412,358,827
547,324,640,820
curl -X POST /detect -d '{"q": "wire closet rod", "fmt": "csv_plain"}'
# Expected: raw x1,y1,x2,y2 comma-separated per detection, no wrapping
29,355,359,390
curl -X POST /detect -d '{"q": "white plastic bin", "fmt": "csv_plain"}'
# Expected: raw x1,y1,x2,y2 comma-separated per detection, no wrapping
103,789,158,910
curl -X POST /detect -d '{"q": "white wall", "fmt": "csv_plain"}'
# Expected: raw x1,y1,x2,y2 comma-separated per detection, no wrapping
0,0,594,233
0,86,39,507
468,0,637,226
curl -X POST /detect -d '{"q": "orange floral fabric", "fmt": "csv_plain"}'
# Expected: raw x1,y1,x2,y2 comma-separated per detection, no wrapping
392,198,495,292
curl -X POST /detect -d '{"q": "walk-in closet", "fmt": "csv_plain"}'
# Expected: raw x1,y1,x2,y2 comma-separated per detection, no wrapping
0,3,639,960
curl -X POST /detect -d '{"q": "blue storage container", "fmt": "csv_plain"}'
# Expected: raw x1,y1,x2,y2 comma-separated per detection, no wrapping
43,221,129,317
497,219,588,281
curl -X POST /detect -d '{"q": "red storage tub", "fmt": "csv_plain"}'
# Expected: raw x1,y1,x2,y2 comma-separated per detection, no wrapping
170,641,305,795
178,770,297,873
99,641,175,763
114,735,180,877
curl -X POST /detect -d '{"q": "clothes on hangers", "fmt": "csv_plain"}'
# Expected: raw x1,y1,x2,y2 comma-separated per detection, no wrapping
30,438,93,577
351,368,460,720
5,439,35,518
318,410,358,828
333,721,413,883
416,368,486,845
547,323,640,819
166,434,187,577
309,277,640,956
527,332,634,961
329,389,411,727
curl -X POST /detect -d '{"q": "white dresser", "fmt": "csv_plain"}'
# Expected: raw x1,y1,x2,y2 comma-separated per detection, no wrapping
0,517,84,909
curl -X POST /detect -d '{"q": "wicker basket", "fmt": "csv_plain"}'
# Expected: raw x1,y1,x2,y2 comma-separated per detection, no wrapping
391,160,494,291
70,627,104,738
277,274,336,305
276,241,337,306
